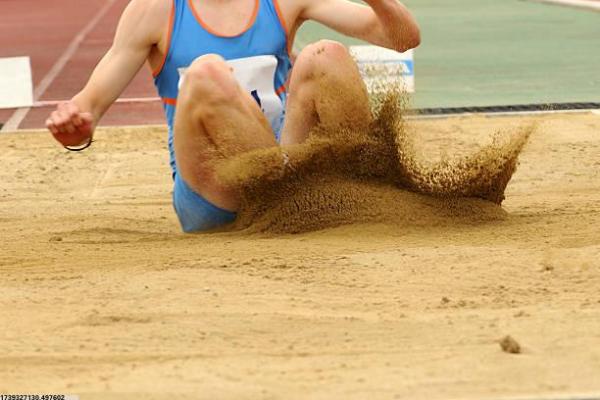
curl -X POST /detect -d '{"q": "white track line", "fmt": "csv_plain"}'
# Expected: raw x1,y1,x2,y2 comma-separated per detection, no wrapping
33,97,162,108
0,0,118,132
529,0,600,11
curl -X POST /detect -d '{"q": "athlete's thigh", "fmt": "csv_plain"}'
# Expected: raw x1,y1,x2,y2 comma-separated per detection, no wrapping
280,40,371,146
173,58,277,210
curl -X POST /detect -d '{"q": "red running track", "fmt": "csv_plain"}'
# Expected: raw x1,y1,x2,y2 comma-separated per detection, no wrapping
0,0,165,130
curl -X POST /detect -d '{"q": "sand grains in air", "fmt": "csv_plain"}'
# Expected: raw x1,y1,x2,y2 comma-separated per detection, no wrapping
216,88,533,233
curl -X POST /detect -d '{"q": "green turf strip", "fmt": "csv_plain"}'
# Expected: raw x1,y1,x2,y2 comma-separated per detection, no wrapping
296,0,600,108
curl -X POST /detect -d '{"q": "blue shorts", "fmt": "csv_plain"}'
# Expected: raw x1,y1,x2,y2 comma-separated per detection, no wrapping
170,112,284,233
172,172,237,233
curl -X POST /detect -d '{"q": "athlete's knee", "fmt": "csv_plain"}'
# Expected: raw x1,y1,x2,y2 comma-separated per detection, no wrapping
182,54,237,101
300,40,350,64
293,40,352,80
187,54,228,78
291,40,354,89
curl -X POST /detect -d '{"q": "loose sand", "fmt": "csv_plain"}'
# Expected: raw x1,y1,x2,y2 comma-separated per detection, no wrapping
217,93,533,233
1,112,599,399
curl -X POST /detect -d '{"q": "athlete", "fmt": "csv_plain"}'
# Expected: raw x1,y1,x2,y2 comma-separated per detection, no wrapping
46,0,421,232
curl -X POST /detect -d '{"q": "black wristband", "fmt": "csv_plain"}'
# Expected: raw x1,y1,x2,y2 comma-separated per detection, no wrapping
64,138,93,152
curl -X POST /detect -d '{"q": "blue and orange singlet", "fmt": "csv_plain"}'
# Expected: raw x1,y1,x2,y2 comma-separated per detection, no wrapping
153,0,293,174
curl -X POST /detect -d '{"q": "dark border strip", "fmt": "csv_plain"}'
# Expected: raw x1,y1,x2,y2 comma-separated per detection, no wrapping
412,102,600,116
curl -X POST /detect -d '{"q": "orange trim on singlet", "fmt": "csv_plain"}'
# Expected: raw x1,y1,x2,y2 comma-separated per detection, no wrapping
162,97,177,106
275,84,286,96
272,0,292,58
152,0,176,78
188,0,260,38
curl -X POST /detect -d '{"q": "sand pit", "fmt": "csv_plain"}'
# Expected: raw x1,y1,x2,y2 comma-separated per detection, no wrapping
1,112,600,399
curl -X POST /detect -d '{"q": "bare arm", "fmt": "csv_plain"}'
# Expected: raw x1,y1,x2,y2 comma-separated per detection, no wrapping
300,0,420,52
46,0,167,146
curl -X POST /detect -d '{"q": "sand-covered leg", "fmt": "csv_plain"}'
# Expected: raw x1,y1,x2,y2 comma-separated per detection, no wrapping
280,40,373,146
216,39,384,194
173,54,278,211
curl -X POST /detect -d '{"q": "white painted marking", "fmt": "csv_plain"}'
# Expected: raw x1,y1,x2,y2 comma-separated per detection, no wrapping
2,108,31,129
33,97,162,108
530,0,600,10
0,97,164,133
1,124,167,135
0,57,33,109
1,0,118,132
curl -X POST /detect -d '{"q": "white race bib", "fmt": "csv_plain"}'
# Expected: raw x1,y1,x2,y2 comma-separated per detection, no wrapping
178,55,284,134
